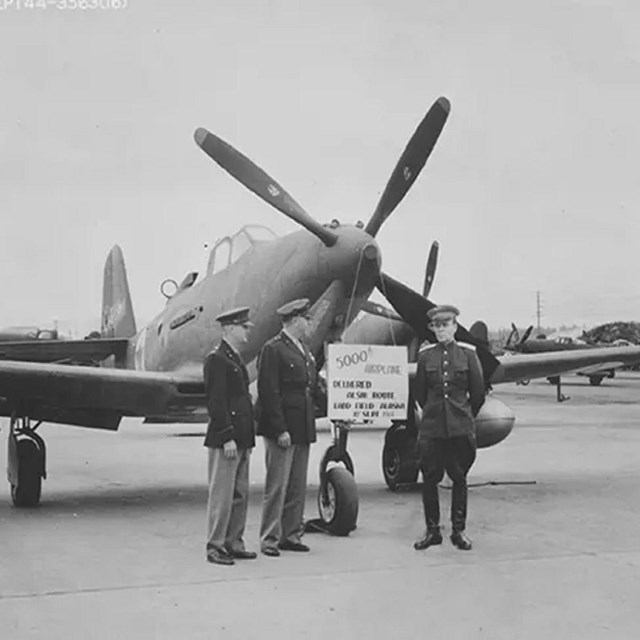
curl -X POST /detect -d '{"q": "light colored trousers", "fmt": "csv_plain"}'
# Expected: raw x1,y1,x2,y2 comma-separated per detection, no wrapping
206,447,250,552
259,439,310,549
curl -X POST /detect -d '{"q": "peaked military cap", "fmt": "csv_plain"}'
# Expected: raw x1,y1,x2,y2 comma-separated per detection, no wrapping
216,306,253,326
427,304,460,322
276,298,311,320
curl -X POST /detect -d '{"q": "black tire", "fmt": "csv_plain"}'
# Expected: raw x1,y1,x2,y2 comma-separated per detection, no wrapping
11,439,43,508
382,438,419,491
320,444,355,477
317,467,358,536
382,425,419,491
589,376,603,386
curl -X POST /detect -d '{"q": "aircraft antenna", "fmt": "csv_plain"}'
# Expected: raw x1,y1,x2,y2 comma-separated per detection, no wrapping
536,291,542,332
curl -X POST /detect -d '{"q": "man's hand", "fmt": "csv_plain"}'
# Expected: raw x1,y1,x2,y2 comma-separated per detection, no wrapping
277,432,291,448
223,440,238,459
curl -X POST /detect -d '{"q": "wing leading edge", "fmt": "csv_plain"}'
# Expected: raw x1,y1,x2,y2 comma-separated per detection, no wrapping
0,338,129,364
0,360,205,430
489,346,640,384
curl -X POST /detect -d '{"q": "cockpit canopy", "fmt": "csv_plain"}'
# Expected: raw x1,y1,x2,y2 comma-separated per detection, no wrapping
207,225,278,276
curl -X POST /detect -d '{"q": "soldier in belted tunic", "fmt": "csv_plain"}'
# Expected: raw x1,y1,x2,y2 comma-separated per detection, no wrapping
257,298,324,556
203,306,257,565
413,305,485,551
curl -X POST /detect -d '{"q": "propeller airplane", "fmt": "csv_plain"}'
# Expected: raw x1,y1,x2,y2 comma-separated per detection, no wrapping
1,97,456,534
4,96,640,534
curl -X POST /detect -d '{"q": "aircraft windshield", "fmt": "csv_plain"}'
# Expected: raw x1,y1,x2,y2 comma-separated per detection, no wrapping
208,225,278,275
244,225,278,243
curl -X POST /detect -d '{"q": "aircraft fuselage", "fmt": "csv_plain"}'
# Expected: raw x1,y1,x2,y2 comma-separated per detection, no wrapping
131,225,381,375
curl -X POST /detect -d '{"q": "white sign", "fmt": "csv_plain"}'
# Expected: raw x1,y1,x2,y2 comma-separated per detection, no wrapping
327,344,408,421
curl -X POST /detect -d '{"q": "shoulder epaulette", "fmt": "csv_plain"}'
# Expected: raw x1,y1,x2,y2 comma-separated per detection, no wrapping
418,343,437,354
457,342,477,351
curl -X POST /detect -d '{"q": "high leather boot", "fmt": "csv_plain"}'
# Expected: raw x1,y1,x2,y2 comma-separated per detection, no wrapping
450,530,472,550
422,481,440,529
414,523,443,550
451,481,472,550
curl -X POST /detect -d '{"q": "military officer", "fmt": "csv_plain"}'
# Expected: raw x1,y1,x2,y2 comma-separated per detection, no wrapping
203,306,257,565
257,298,324,556
413,305,485,551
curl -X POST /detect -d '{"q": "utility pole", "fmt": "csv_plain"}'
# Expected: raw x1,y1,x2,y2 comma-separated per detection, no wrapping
536,291,542,332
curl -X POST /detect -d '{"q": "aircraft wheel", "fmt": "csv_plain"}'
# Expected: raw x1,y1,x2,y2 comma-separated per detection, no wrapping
11,439,43,508
320,444,355,477
382,426,419,491
589,375,603,386
317,467,358,536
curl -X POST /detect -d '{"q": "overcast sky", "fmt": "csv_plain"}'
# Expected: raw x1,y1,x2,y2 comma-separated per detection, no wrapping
1,0,639,336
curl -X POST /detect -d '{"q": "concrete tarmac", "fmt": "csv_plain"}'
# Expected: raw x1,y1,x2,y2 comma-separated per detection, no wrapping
1,373,640,639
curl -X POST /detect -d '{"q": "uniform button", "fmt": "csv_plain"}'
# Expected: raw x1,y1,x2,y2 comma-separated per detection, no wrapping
444,360,448,365
444,372,448,376
444,394,449,398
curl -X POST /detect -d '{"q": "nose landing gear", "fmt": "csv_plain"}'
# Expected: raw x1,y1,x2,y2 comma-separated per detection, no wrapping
314,421,358,536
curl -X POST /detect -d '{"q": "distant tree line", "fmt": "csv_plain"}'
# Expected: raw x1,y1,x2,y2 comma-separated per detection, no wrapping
581,322,640,345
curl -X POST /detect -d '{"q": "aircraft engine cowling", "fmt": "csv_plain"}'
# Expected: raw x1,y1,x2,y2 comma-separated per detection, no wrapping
475,396,515,449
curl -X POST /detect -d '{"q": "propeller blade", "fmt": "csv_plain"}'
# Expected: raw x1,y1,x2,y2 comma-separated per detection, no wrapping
422,240,439,298
520,325,534,345
376,272,500,381
505,322,519,349
360,300,404,322
364,97,451,237
194,128,338,247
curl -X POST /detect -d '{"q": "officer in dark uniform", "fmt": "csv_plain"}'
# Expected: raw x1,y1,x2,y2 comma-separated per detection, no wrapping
203,306,257,565
413,305,485,551
257,298,324,556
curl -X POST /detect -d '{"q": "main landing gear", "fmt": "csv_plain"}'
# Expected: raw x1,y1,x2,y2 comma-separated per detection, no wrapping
6,415,47,508
547,376,569,403
315,421,358,536
381,422,419,491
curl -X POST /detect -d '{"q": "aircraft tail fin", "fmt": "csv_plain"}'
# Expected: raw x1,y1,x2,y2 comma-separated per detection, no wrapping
102,245,137,339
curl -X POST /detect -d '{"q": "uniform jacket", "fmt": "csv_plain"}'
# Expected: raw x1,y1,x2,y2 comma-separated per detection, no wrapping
414,341,485,439
256,331,325,445
203,339,256,450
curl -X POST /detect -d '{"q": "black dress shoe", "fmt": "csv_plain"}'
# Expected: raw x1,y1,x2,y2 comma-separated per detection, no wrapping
450,531,472,550
278,540,310,552
413,530,443,550
261,546,281,557
226,548,258,560
207,547,235,565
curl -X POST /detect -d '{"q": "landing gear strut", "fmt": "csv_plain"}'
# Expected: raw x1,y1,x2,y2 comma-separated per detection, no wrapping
315,421,358,536
7,415,46,507
547,376,569,403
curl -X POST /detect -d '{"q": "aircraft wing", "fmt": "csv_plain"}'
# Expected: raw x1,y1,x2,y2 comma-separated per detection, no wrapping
0,338,129,364
0,360,205,429
489,346,640,384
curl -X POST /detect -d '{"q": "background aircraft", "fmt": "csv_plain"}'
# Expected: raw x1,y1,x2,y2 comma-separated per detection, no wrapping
0,327,60,342
504,323,627,392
